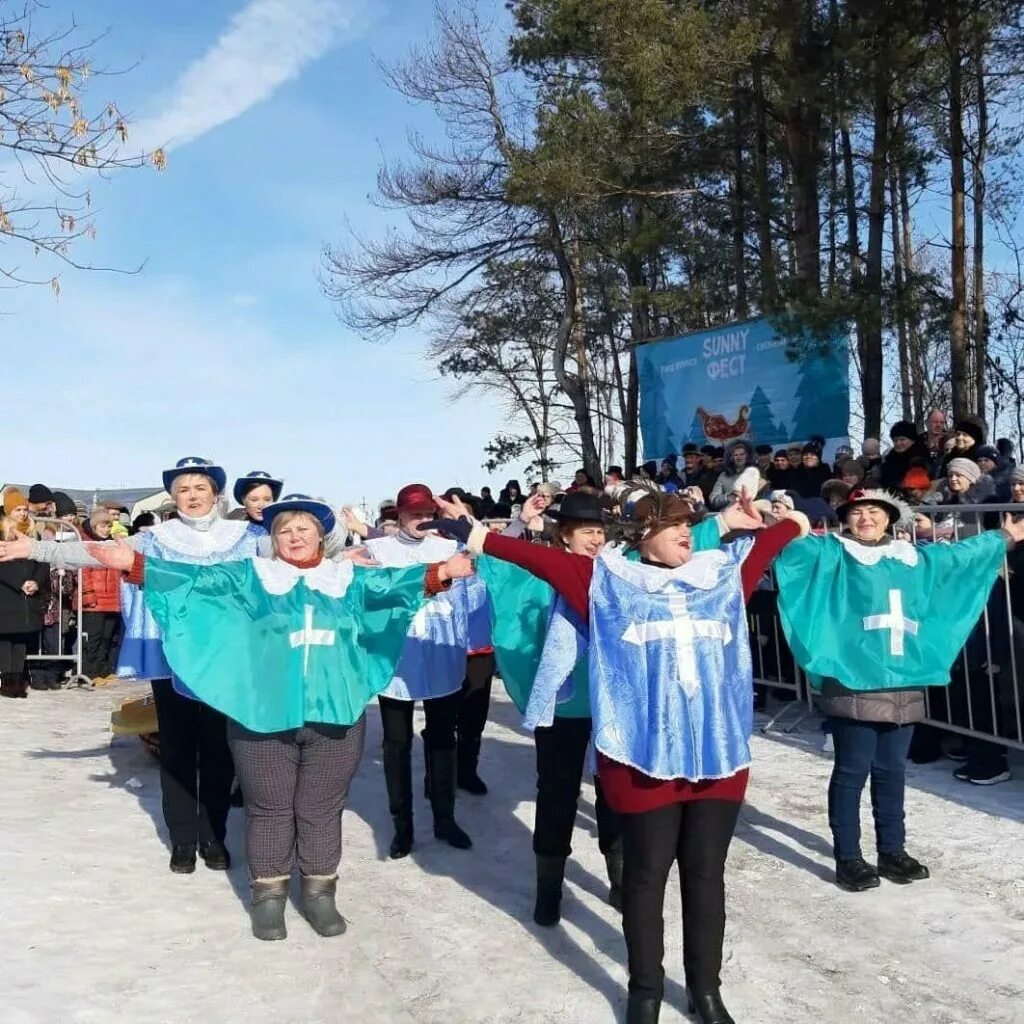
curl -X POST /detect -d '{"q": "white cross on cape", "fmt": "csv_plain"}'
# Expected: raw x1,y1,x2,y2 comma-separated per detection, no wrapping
622,594,732,697
863,588,919,657
409,598,454,640
289,604,336,676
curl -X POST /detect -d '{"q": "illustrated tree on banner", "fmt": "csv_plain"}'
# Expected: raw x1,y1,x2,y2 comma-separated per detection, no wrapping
775,421,789,444
790,348,847,442
638,360,677,457
683,410,706,446
747,385,779,444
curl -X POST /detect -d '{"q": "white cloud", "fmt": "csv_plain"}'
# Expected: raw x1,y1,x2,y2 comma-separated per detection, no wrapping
133,0,369,153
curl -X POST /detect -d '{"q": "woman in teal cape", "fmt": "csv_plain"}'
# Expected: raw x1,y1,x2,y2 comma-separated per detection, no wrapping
773,487,1024,893
91,495,473,943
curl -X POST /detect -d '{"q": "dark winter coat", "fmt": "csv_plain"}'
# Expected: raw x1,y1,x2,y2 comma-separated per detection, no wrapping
789,462,834,499
0,559,50,635
878,441,931,491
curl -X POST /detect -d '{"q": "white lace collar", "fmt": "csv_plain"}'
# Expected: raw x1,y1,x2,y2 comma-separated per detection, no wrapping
599,547,728,593
833,533,919,568
150,516,251,556
252,557,354,598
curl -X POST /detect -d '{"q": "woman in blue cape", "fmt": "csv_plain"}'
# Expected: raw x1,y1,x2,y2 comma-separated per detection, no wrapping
89,494,473,941
0,457,269,874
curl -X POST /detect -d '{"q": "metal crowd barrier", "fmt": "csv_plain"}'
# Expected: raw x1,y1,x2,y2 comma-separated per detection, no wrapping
750,502,1024,753
23,517,92,689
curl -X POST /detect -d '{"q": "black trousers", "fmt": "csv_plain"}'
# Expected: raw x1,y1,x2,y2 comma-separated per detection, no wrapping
621,800,742,999
151,678,235,846
379,688,462,751
81,611,122,678
533,715,622,857
457,653,494,750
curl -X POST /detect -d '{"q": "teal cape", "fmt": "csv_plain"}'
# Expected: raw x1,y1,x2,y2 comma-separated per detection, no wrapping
476,516,723,718
774,531,1006,690
143,557,427,732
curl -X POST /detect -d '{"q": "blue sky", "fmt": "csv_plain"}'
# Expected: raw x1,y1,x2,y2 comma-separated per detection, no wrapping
2,0,517,509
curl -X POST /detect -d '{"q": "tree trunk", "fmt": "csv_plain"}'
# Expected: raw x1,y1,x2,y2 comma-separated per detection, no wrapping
898,141,926,424
547,211,602,482
948,0,970,421
782,1,822,299
622,200,649,472
972,28,988,420
889,147,913,422
752,57,777,309
827,0,840,292
862,58,890,439
732,78,749,320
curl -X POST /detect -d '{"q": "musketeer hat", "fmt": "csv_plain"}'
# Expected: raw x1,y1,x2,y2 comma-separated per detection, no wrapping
233,470,284,506
547,490,606,524
162,457,227,495
836,487,911,527
261,494,336,537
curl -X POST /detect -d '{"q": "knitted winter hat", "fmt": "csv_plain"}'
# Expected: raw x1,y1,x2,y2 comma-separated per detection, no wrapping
769,491,795,511
3,488,28,515
889,420,918,442
28,483,54,504
1012,466,1024,484
53,491,77,518
947,458,981,484
901,466,933,490
975,445,999,463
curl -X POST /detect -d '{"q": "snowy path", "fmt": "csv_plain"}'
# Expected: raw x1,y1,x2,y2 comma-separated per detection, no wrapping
1,683,1022,1024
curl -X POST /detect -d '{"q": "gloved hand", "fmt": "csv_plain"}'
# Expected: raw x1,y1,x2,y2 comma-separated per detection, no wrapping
421,517,473,544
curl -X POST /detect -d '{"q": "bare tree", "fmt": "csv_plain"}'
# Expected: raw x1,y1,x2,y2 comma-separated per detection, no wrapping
0,2,162,287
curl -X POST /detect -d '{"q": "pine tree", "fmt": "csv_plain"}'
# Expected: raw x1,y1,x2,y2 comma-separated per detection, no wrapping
789,348,850,441
747,385,780,444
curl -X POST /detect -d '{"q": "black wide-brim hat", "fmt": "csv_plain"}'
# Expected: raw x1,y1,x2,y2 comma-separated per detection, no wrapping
162,457,227,495
233,470,284,506
262,494,336,537
547,490,606,523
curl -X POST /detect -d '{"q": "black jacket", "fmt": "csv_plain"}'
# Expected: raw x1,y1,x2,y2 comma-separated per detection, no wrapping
0,559,50,635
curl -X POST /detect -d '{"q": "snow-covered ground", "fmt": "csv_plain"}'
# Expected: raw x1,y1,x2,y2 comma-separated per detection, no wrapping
1,683,1022,1024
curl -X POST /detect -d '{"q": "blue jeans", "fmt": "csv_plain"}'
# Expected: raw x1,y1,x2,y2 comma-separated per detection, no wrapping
826,717,914,861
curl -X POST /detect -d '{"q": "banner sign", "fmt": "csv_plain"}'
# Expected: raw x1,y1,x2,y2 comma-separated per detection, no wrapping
635,317,850,458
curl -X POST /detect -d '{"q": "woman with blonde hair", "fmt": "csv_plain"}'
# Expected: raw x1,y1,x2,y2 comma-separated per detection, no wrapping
0,489,48,699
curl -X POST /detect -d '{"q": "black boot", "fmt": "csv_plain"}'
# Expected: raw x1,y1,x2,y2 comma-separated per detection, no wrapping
383,740,414,859
687,988,735,1024
457,736,488,795
300,875,347,937
877,850,930,884
199,841,230,871
251,878,288,941
604,842,624,912
625,993,661,1024
533,855,566,927
426,746,472,849
169,843,197,874
421,728,431,800
835,856,880,892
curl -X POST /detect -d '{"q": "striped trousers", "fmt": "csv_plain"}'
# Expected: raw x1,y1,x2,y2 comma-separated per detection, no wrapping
228,716,366,880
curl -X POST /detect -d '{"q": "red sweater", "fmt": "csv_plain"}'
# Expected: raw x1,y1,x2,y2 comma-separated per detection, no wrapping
481,521,801,814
